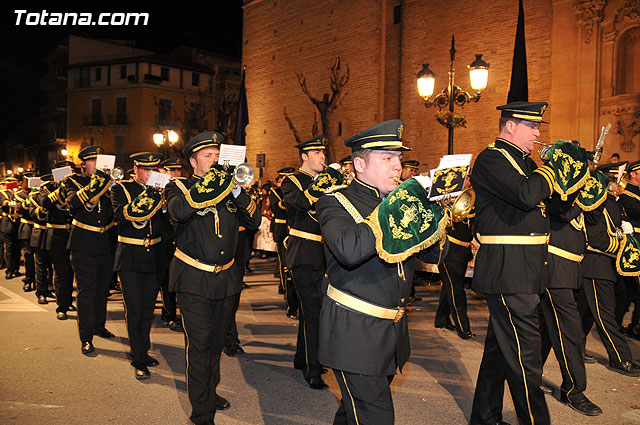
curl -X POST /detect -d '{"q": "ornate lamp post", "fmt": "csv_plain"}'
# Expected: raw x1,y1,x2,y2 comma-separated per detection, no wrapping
153,129,179,159
416,35,490,154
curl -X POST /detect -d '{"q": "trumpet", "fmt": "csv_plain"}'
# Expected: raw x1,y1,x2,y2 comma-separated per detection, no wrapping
607,172,628,197
102,166,125,180
533,140,553,161
439,188,476,222
233,163,255,188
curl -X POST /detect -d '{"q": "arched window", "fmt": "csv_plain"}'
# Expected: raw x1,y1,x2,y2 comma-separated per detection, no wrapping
616,26,640,95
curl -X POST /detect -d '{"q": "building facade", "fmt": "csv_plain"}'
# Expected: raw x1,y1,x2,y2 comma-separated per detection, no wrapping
242,0,639,180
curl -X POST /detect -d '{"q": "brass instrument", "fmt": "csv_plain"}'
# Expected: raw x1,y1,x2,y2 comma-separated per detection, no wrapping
533,140,553,161
439,187,476,222
102,166,124,181
233,163,255,188
607,171,628,196
532,123,610,166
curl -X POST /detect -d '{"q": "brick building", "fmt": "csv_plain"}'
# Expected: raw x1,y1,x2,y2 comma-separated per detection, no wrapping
242,0,639,181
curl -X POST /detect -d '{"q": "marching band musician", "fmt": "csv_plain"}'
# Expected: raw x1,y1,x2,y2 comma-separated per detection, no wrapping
400,159,420,181
617,160,640,338
280,135,333,389
0,177,21,280
269,167,298,319
111,152,165,380
42,161,76,320
30,174,54,305
578,161,640,376
434,177,475,340
469,101,556,425
63,145,117,355
316,120,448,424
157,157,183,331
164,131,260,424
15,173,35,292
538,193,601,415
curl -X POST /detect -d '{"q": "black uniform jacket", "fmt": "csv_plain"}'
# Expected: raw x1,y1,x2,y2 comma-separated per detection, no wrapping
581,195,622,282
470,138,552,295
41,182,72,251
64,173,114,255
165,175,261,300
620,183,640,234
111,179,164,274
0,188,17,234
30,184,54,249
268,186,288,243
547,200,585,289
15,189,33,241
444,218,473,264
316,178,447,376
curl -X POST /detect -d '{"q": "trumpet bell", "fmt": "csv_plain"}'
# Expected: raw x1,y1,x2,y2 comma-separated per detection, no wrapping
234,163,255,188
110,167,125,181
451,188,475,222
608,173,628,196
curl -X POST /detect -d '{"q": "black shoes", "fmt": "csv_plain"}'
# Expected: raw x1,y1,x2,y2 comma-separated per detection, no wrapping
458,331,476,340
286,309,298,320
435,323,456,331
95,329,115,338
306,376,328,390
608,360,640,376
81,341,95,355
37,295,48,304
215,394,230,410
145,356,159,367
540,382,554,394
560,394,602,416
5,271,15,279
167,320,184,332
135,365,150,380
56,312,67,320
223,345,245,356
583,353,596,364
22,280,34,292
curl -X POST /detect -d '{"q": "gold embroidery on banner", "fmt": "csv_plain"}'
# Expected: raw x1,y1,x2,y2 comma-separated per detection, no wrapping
551,148,584,187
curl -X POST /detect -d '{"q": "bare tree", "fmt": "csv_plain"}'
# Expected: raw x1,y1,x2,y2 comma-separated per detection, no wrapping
284,57,349,159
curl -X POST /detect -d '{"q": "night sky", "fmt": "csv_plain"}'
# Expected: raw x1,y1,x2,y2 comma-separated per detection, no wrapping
0,4,244,147
1,4,244,76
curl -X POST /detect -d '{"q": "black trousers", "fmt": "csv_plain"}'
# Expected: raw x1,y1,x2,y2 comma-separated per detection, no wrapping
332,370,395,425
615,276,640,328
21,240,35,283
277,242,298,315
539,288,587,401
579,277,632,363
49,248,74,312
70,251,113,343
224,291,242,349
435,260,470,334
120,270,160,368
34,247,52,297
291,266,324,378
159,263,178,322
178,291,235,425
3,231,19,273
471,293,550,425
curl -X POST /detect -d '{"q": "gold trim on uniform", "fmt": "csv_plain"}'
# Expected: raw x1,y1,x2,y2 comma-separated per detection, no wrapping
447,235,471,247
548,245,584,262
118,235,162,247
289,228,323,242
174,247,234,273
71,218,114,233
476,234,549,245
327,283,405,322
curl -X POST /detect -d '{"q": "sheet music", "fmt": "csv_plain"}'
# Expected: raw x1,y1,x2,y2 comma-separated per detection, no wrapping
96,154,116,171
28,177,41,188
218,144,247,167
146,171,171,189
52,166,73,182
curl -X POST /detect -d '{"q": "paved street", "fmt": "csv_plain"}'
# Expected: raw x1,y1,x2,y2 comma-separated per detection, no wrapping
1,257,639,424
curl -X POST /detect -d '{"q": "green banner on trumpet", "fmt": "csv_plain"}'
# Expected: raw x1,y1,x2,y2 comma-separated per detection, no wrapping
365,178,449,263
185,163,234,209
576,168,609,211
124,187,164,222
617,234,640,277
546,141,590,201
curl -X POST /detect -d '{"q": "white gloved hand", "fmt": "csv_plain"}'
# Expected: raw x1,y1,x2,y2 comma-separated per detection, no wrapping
412,175,432,190
231,184,241,198
329,163,341,170
621,220,634,235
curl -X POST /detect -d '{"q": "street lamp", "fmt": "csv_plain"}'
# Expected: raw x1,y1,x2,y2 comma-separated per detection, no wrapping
417,35,489,154
153,129,179,158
